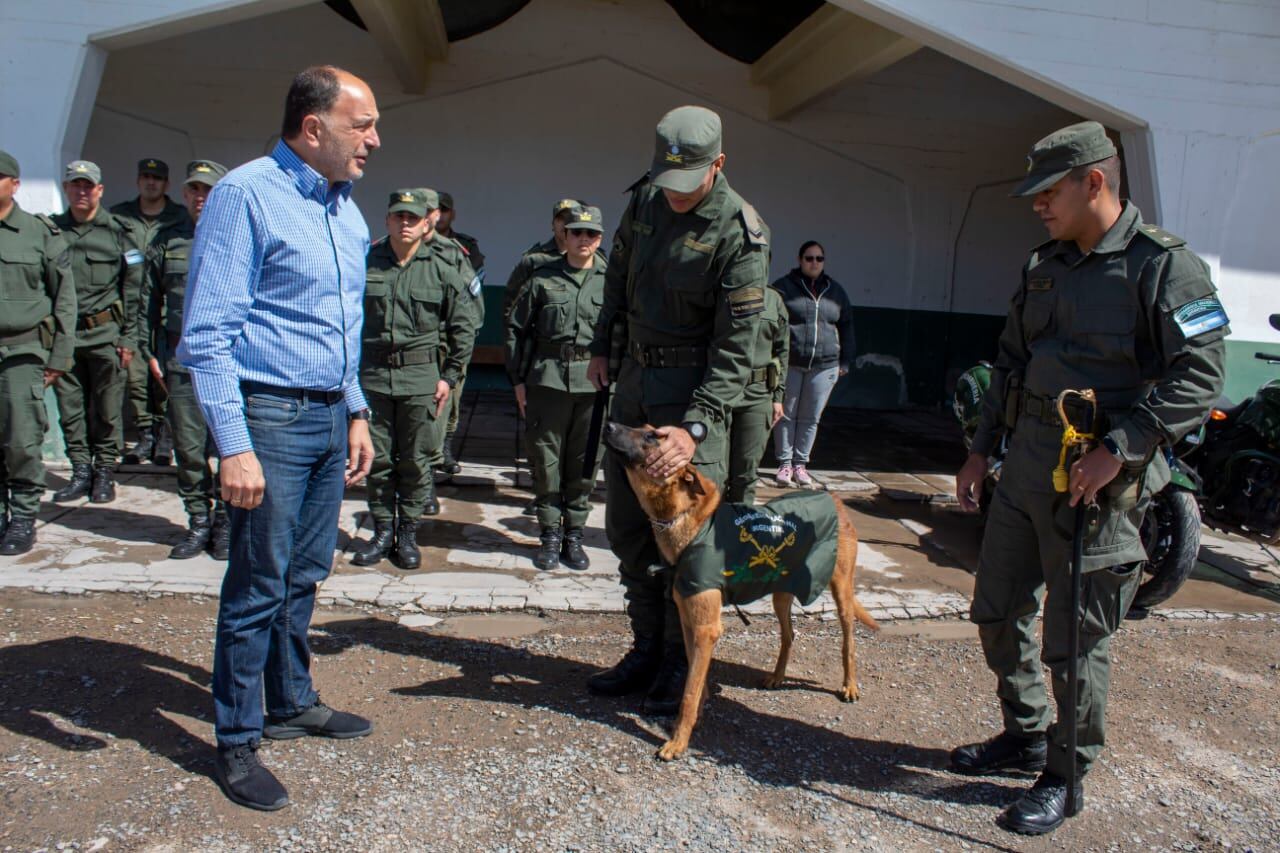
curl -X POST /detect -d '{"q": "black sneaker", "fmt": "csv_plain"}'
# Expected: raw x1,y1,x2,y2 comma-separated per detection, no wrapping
949,731,1047,776
262,701,373,740
998,771,1083,835
214,743,289,811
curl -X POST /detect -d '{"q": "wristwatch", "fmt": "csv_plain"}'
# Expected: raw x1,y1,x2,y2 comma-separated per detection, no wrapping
1101,435,1123,461
350,408,371,421
682,421,708,444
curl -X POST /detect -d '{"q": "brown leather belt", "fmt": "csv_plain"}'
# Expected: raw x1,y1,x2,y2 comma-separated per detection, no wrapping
77,306,117,331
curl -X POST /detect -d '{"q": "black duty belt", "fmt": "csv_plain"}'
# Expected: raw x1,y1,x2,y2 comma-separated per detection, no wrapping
0,328,42,346
535,342,592,362
1020,391,1062,427
77,306,117,331
628,341,707,369
240,381,343,405
379,348,437,368
747,366,769,384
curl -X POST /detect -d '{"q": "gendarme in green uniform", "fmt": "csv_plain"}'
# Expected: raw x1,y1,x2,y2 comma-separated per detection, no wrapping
434,191,485,477
50,160,144,492
138,160,229,559
0,149,77,554
961,122,1228,828
726,286,788,503
353,189,479,569
587,106,771,710
506,206,607,570
501,198,580,322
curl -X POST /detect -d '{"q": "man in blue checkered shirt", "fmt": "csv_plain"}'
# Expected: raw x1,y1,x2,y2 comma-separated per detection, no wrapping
179,65,379,812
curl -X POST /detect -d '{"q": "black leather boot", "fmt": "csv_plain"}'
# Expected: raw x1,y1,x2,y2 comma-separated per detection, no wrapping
533,525,562,570
152,422,174,466
999,771,1084,835
89,466,116,504
422,471,440,516
0,517,37,556
642,644,689,716
350,520,394,567
587,632,662,696
395,518,421,570
949,731,1048,776
123,431,154,465
208,510,231,560
441,430,461,476
522,498,537,517
52,464,93,503
170,514,212,559
560,527,589,570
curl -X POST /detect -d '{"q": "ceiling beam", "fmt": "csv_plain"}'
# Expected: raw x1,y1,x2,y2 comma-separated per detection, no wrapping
752,4,921,120
349,0,448,94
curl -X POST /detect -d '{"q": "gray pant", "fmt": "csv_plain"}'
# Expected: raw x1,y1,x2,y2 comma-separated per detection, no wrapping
773,364,838,466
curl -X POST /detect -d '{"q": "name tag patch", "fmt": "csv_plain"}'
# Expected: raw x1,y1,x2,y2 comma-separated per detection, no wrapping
1028,277,1054,292
682,235,714,254
728,286,764,318
1172,297,1229,338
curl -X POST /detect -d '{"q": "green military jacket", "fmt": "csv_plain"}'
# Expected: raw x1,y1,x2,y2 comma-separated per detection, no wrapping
109,196,189,252
50,206,143,350
138,219,195,373
360,233,479,398
0,203,77,370
592,172,772,426
505,255,605,394
502,236,558,320
675,490,839,606
440,231,486,327
738,286,789,408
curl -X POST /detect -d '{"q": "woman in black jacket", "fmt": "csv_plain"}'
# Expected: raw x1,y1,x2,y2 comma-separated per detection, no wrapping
770,240,855,488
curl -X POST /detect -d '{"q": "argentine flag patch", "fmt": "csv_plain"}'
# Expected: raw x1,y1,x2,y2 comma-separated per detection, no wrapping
468,273,483,298
124,249,145,266
1172,297,1229,338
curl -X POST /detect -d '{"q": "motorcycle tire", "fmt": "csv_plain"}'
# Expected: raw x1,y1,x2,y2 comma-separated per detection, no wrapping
1127,486,1201,619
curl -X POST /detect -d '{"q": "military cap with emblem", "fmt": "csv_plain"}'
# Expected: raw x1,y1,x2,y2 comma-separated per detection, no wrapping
1012,120,1117,198
386,188,431,217
414,187,442,212
63,160,102,185
564,205,603,233
552,198,580,219
650,105,723,193
137,158,169,179
184,159,227,187
438,192,455,211
0,150,19,179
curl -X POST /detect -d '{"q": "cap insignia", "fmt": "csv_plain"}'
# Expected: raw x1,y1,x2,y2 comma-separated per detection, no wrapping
400,193,414,202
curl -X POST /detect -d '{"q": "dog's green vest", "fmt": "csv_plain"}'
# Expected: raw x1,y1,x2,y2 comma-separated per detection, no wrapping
674,491,839,606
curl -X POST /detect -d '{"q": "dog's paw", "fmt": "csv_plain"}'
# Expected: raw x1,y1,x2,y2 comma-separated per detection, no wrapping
760,673,785,690
656,741,686,762
838,684,860,702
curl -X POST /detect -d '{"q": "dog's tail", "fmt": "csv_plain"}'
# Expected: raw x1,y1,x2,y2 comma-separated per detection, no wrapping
849,595,880,631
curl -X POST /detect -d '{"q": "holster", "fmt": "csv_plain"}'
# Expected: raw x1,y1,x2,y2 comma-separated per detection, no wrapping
1002,372,1023,431
38,315,55,350
766,359,781,391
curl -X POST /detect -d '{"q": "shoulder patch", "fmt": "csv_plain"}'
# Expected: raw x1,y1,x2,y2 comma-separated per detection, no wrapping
727,285,765,318
124,248,145,266
468,272,484,297
1136,224,1187,249
739,203,768,247
35,213,60,235
1171,296,1229,338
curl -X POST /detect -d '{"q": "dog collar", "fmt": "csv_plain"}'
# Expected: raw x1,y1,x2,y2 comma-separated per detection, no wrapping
649,509,691,532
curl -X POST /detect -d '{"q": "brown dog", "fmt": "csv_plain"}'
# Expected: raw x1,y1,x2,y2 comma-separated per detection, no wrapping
604,422,879,761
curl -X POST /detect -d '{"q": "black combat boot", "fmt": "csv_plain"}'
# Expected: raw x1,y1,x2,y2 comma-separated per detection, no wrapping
998,771,1084,835
170,514,212,559
522,498,537,517
208,510,231,560
422,472,440,516
89,465,116,504
395,518,421,570
642,644,689,716
123,431,155,465
152,422,174,466
350,520,394,567
441,430,461,476
52,463,93,503
533,525,562,570
0,517,37,556
560,527,589,570
587,632,662,696
949,731,1048,776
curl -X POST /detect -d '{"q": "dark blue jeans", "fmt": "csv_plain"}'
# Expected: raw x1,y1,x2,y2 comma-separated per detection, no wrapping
212,390,347,747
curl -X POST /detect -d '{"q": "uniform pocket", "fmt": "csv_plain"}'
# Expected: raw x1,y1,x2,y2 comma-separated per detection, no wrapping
85,249,118,286
243,393,301,428
1021,291,1055,340
409,279,443,334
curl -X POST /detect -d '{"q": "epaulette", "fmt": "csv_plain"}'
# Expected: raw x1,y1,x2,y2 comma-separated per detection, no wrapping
1135,223,1186,249
624,172,651,194
35,213,60,235
450,236,470,257
739,202,768,247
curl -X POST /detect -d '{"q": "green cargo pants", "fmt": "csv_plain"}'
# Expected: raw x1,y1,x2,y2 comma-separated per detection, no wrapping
54,342,125,466
367,390,440,523
605,360,728,646
0,356,50,518
970,481,1143,780
525,385,597,529
166,371,217,517
726,389,773,503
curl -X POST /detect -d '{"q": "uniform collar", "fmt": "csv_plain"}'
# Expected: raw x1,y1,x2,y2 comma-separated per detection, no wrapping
1090,201,1142,255
272,139,353,205
0,202,20,231
689,172,729,220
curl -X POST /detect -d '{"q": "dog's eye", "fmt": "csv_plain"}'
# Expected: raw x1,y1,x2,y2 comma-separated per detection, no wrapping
645,430,660,441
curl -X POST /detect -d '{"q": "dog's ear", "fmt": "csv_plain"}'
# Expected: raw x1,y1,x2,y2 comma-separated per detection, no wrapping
681,468,705,495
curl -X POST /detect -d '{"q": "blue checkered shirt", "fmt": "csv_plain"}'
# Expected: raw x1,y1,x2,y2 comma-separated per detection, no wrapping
178,140,370,457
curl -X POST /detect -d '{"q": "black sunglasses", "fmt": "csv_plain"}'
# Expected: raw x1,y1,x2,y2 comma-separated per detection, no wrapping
803,254,824,262
568,228,598,237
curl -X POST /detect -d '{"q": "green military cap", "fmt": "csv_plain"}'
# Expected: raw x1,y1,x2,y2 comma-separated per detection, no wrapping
184,159,227,186
438,191,454,210
651,105,722,193
63,160,102,184
137,158,169,178
564,205,603,233
0,150,18,179
552,198,580,219
1012,120,1118,198
387,188,431,216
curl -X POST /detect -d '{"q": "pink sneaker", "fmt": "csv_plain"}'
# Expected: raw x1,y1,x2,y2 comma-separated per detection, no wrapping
774,465,794,487
793,465,815,487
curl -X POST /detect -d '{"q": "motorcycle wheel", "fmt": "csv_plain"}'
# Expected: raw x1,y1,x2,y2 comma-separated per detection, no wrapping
1127,487,1201,619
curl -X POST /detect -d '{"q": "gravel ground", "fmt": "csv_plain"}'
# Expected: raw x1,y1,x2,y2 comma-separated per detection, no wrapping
0,590,1277,852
